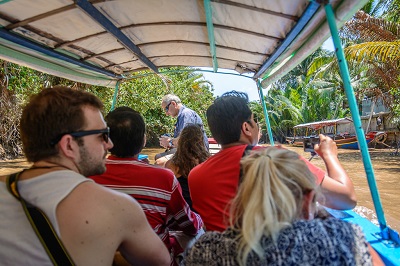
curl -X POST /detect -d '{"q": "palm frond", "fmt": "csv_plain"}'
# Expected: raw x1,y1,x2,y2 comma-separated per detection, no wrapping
341,11,400,42
345,40,400,62
307,56,334,76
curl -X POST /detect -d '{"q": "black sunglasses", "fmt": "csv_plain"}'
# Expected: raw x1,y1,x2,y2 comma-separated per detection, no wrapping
253,113,259,123
247,113,259,125
51,127,110,146
164,102,172,112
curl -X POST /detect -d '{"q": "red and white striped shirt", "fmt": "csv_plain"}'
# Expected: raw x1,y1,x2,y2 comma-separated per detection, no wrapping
90,156,203,256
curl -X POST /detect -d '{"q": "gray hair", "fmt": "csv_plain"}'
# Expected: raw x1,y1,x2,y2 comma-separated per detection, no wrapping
162,94,182,105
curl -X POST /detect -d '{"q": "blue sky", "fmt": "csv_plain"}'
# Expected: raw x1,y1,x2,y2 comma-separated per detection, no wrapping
202,39,335,101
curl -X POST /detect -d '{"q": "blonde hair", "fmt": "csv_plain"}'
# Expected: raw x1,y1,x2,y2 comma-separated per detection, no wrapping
229,147,319,266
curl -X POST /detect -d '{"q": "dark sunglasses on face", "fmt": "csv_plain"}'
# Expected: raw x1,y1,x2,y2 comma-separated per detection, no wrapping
51,127,110,146
247,113,258,125
253,113,259,123
164,102,172,112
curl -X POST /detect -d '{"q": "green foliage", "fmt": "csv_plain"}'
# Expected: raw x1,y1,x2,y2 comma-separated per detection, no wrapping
390,87,400,128
0,60,79,159
97,68,215,146
0,61,215,159
266,46,355,142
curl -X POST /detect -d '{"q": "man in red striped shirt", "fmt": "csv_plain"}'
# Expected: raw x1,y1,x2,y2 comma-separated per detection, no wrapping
90,107,203,264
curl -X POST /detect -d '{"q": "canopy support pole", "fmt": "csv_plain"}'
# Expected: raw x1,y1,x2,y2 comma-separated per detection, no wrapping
365,101,376,133
323,2,389,238
110,80,121,111
257,80,274,146
204,0,218,72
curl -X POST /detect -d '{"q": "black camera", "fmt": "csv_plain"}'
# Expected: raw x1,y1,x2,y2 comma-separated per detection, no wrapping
303,137,320,152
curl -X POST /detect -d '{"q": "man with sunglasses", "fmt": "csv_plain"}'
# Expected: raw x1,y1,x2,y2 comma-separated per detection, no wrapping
0,86,170,265
188,90,357,232
156,94,209,165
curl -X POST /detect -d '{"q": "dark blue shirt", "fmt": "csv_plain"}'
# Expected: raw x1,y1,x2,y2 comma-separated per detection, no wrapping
174,105,209,149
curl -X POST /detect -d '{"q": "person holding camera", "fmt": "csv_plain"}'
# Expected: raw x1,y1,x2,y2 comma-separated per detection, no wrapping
188,91,357,232
156,94,208,166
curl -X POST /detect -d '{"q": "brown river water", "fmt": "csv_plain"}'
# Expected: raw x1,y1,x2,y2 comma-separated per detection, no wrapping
1,145,399,231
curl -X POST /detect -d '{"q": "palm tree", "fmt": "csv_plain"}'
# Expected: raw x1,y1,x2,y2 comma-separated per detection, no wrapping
339,8,400,120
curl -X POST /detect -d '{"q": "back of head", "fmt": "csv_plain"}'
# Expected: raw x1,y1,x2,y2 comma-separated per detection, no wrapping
206,91,251,145
106,107,145,157
172,124,210,176
20,86,103,162
162,94,181,105
230,147,318,265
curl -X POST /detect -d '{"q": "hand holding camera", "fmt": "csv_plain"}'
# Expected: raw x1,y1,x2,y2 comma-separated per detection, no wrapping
159,134,171,149
303,134,338,159
303,136,320,152
314,134,338,159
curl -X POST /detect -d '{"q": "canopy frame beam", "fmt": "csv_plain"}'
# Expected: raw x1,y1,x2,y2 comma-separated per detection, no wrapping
253,1,320,79
0,28,121,79
74,0,159,74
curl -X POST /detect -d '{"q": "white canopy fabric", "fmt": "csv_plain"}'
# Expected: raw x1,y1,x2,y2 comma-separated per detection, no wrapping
293,117,353,130
0,0,367,88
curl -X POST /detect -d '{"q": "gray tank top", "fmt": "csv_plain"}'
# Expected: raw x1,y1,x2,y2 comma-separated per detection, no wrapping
0,170,91,265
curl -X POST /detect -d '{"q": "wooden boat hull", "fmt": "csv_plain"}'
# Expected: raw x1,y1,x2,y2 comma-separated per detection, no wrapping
285,137,304,147
336,137,372,149
286,132,378,150
337,131,377,149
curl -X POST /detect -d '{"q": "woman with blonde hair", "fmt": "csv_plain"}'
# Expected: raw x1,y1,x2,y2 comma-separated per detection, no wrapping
183,147,383,265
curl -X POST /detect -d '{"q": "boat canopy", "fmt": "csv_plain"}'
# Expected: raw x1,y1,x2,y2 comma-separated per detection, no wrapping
293,117,353,130
1,0,400,263
0,0,366,88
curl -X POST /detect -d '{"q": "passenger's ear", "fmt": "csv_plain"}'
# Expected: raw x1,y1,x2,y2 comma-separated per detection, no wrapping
302,190,316,220
143,135,147,148
241,121,252,137
58,134,79,159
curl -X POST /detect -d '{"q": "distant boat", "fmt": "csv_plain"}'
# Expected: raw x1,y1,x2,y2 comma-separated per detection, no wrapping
286,118,378,150
208,138,221,155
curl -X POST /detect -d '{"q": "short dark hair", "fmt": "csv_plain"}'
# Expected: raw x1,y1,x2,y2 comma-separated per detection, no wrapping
20,86,103,162
106,107,145,157
206,91,252,145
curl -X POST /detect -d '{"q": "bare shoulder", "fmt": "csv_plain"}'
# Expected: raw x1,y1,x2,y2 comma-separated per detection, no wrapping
57,182,148,265
57,181,145,238
66,181,142,216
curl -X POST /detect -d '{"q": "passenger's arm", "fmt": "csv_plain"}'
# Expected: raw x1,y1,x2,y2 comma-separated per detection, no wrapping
165,160,179,176
118,194,171,266
314,134,357,210
368,244,384,266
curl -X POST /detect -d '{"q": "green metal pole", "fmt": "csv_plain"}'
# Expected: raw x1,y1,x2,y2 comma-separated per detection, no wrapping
324,3,388,236
204,0,218,72
110,80,121,112
257,80,274,146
